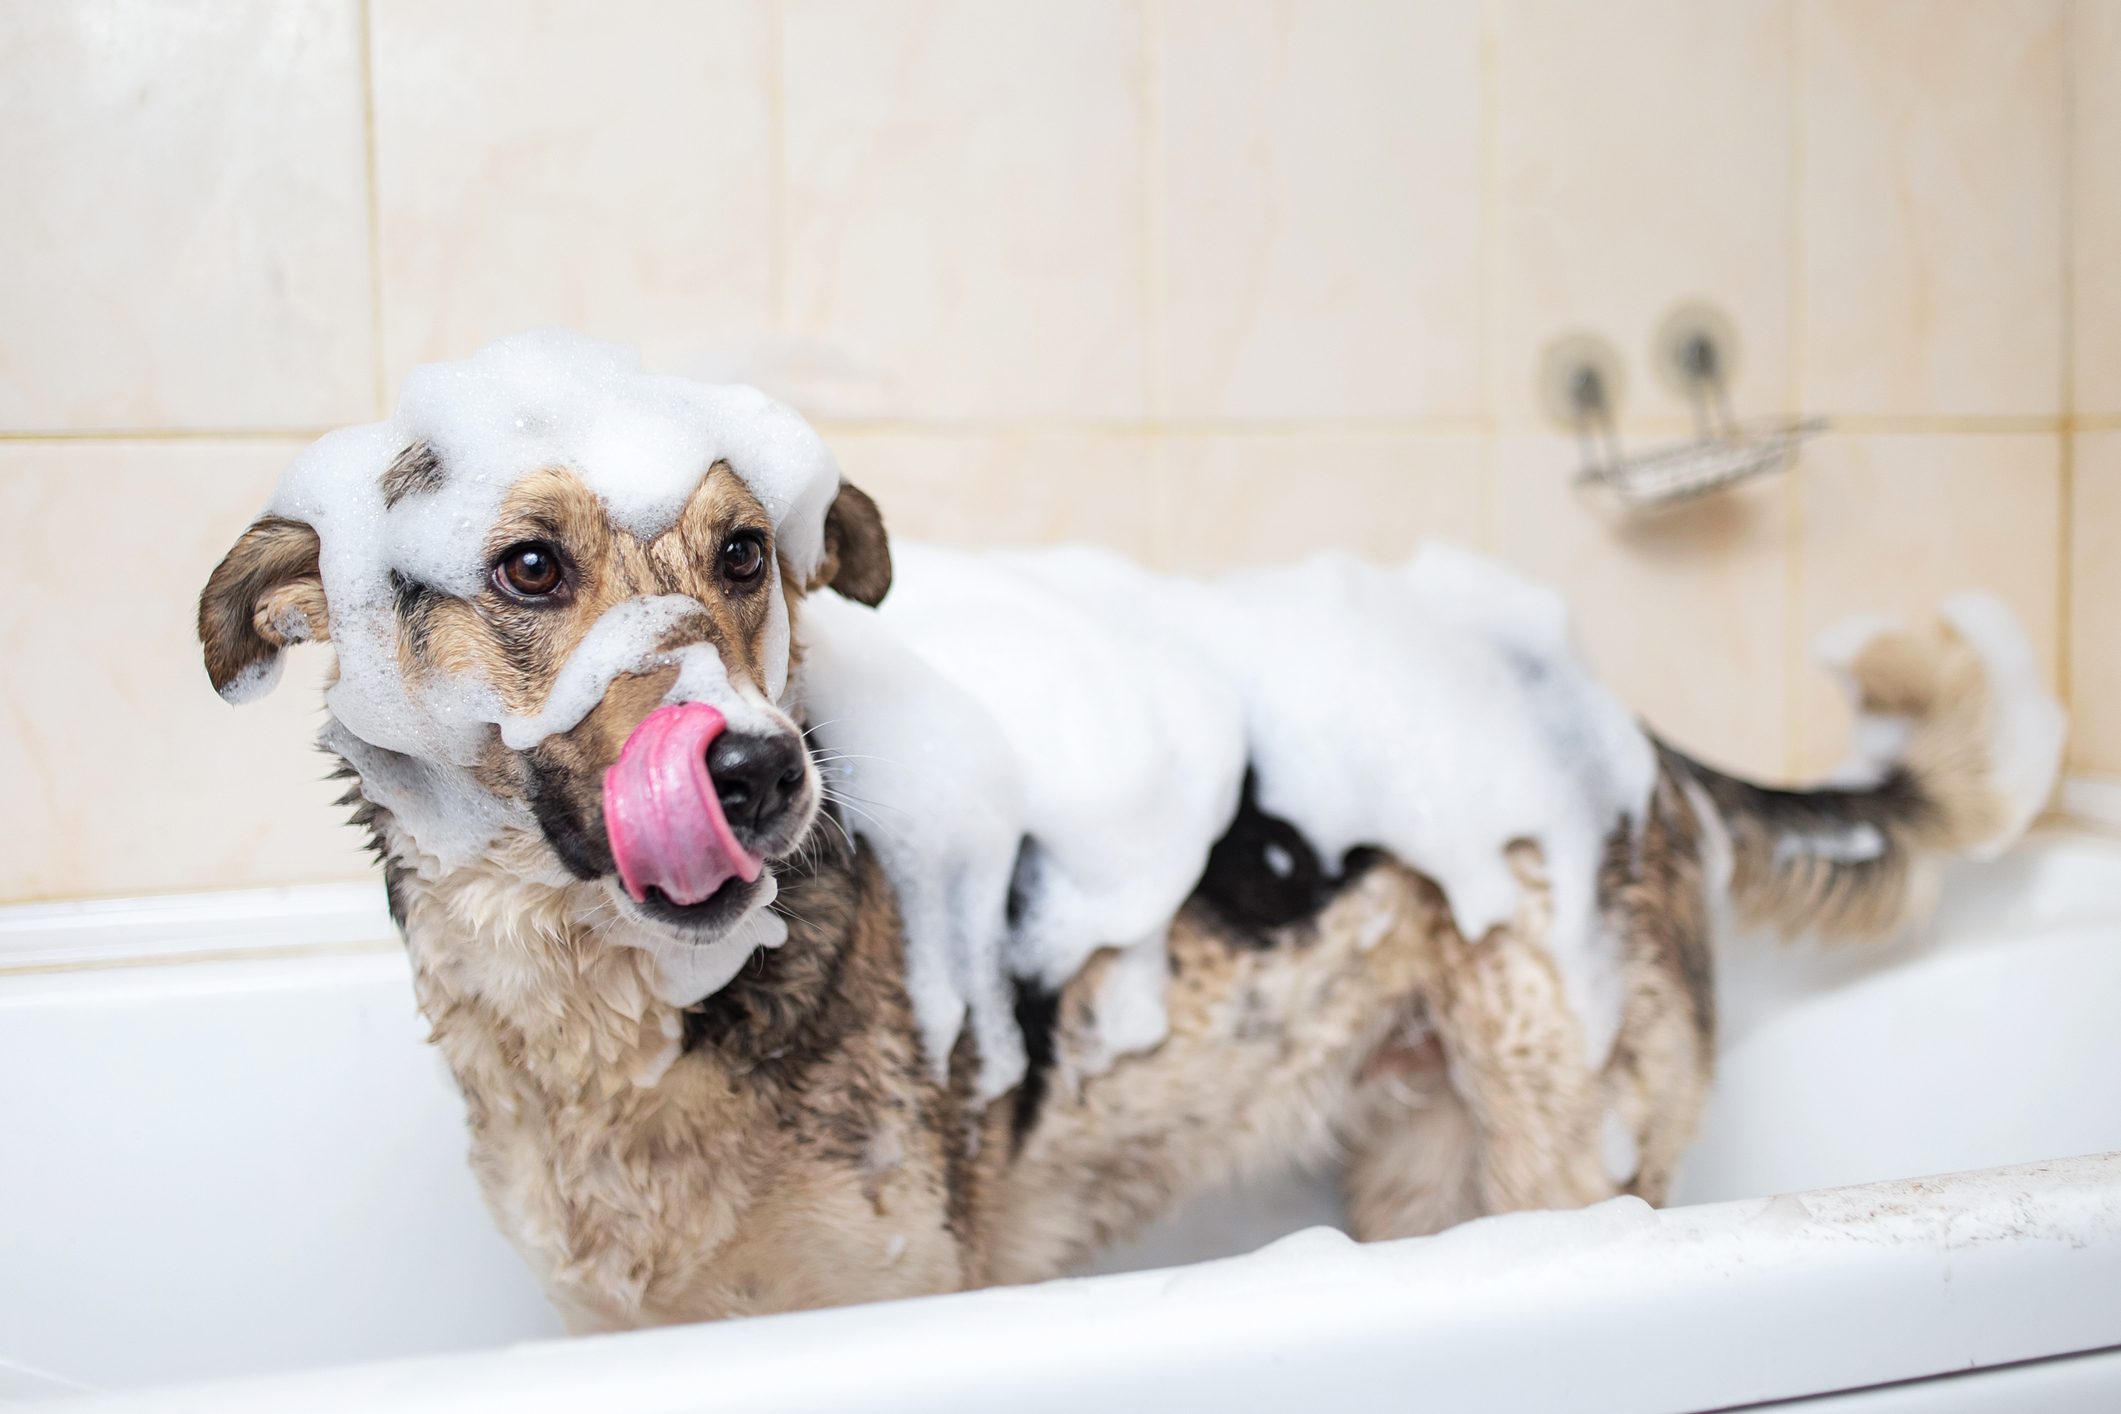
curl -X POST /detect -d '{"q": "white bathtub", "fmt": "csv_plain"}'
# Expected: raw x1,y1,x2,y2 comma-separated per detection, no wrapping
3,824,2119,1411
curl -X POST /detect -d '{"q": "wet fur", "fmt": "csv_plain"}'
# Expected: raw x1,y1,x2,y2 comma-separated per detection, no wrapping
201,457,2032,1331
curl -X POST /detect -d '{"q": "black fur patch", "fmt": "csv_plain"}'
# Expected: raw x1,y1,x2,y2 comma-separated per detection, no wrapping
1194,771,1343,943
325,749,412,941
1008,980,1062,1153
381,865,410,932
387,570,443,661
1005,837,1038,931
380,442,445,508
1662,742,1934,942
679,826,865,1079
522,752,615,880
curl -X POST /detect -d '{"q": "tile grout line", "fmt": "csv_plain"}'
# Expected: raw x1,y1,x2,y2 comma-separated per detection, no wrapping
1477,0,1502,554
0,416,2100,446
357,0,388,418
1785,0,1808,780
0,429,341,444
1141,0,1167,427
812,418,1497,437
2057,0,2078,749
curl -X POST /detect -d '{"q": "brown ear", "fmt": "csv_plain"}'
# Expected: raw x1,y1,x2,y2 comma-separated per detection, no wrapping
818,481,892,606
198,515,328,702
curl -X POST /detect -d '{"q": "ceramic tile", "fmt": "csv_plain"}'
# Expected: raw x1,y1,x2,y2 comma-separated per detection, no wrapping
1154,434,1487,573
370,0,775,387
1492,0,1793,431
1156,0,1483,421
1796,433,2063,773
822,429,1162,563
0,1,372,430
0,442,374,901
1493,435,1793,779
2073,0,2121,414
1799,0,2066,416
781,0,1147,421
2070,431,2121,773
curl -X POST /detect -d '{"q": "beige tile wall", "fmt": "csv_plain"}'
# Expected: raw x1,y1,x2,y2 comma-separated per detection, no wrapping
0,0,2105,901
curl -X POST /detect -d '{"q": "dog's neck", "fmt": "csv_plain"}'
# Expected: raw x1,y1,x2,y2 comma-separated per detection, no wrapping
347,755,866,1097
357,777,889,1322
391,830,687,1097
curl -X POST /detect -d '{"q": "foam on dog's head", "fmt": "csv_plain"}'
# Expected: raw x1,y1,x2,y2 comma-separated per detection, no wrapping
256,330,843,871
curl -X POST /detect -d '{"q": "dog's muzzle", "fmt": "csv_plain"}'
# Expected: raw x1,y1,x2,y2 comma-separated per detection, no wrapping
603,703,766,907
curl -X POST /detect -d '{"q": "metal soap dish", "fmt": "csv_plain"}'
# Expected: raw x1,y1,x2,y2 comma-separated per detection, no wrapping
1540,305,1825,513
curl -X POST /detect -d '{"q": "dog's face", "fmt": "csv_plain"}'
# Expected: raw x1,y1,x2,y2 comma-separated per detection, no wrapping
199,439,889,945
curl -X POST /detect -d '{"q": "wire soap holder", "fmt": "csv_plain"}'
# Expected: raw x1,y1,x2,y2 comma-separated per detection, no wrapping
1540,304,1825,513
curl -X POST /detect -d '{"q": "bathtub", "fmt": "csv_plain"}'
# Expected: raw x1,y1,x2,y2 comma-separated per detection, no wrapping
3,817,2118,1411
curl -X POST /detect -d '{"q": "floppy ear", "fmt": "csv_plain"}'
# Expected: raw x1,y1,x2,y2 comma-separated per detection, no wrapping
198,515,328,703
817,480,892,606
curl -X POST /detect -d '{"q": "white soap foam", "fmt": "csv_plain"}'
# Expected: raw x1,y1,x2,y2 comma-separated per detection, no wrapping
243,331,1660,1074
495,595,707,751
623,888,790,1008
1940,592,2067,858
883,545,1248,993
802,541,1654,1079
1175,547,1651,1065
800,591,1030,1099
1771,821,1888,867
1078,931,1174,1076
246,331,843,870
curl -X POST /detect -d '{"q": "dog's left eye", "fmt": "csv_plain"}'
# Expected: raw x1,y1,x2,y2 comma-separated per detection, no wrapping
719,531,767,587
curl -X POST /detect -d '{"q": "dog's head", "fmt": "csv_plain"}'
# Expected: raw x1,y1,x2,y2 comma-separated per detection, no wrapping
197,333,888,950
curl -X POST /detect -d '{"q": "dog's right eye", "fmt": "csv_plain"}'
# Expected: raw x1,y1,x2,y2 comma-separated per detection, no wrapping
494,542,568,601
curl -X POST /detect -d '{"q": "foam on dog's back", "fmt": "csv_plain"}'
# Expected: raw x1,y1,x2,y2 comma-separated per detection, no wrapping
1184,547,1654,1067
808,542,1656,1080
799,591,1032,1100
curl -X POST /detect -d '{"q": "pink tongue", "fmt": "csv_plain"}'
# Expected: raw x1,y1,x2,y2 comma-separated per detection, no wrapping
604,703,764,907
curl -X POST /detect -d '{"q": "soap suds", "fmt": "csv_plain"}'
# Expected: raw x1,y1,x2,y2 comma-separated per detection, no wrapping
247,331,1667,1079
799,591,1030,1098
1175,547,1651,1065
882,546,1249,994
1939,593,2066,858
249,331,843,874
1771,821,1888,867
1078,931,1175,1077
805,541,1655,1078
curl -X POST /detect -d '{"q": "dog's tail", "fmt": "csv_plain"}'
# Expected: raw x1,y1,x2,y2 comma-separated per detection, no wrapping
1661,594,2066,940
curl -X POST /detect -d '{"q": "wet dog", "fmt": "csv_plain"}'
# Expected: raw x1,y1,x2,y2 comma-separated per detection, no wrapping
198,341,2062,1332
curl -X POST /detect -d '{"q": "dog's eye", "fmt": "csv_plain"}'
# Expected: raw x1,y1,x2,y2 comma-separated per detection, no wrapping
719,531,767,587
494,542,567,600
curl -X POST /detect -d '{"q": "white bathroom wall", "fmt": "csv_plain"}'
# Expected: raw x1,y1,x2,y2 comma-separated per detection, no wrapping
0,0,2108,902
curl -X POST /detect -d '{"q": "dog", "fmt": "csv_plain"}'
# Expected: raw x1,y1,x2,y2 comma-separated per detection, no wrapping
196,333,2063,1333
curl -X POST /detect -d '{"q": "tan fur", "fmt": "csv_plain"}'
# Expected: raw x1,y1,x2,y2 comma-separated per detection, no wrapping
197,515,324,693
374,814,1715,1330
415,464,783,709
1692,613,2016,941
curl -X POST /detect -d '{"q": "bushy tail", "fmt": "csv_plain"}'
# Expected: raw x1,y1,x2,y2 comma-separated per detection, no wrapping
1663,594,2066,940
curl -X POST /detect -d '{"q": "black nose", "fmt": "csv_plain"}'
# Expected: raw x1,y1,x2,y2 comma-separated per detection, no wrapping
706,732,806,837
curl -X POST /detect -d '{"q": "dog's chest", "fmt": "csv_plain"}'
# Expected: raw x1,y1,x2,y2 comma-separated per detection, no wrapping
456,1051,967,1327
